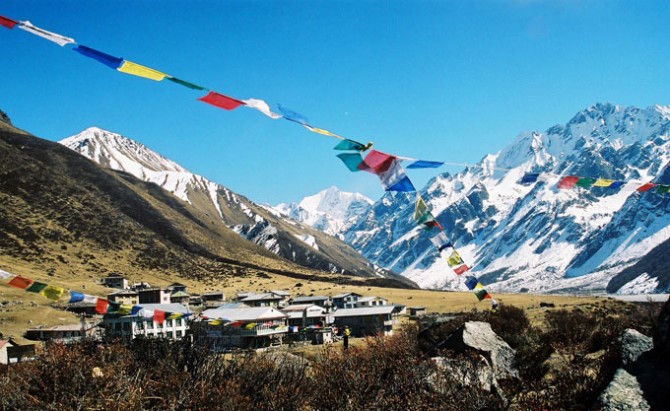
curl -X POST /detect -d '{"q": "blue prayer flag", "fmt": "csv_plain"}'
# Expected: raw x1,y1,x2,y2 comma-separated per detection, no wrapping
609,181,625,189
68,291,85,303
277,104,308,125
406,160,444,169
464,276,478,291
520,173,540,184
74,45,123,69
131,305,143,315
386,176,416,192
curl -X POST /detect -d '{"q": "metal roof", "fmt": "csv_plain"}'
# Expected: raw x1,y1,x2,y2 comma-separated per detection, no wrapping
291,295,329,303
332,306,396,317
201,306,287,321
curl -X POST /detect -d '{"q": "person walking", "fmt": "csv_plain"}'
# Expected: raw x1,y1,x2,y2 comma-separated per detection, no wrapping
343,325,351,350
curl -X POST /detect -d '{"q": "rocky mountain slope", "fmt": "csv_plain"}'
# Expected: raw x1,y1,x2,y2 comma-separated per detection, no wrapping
59,127,413,286
274,186,373,238
339,103,670,293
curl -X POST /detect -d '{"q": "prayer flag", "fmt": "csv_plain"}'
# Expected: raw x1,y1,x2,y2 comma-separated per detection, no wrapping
453,264,470,275
0,269,12,280
637,182,656,192
336,153,365,172
360,150,395,174
141,309,155,320
107,301,121,313
414,196,430,222
116,304,133,315
656,185,670,194
608,181,625,189
406,160,444,169
474,289,490,301
130,306,143,315
423,220,443,231
304,125,342,138
557,176,579,189
68,291,85,303
277,104,308,125
8,276,33,289
334,139,367,151
0,15,18,29
40,285,64,301
447,250,464,268
153,310,165,323
167,313,182,320
95,299,109,315
380,160,415,192
575,177,597,188
117,60,167,81
242,98,282,119
74,45,123,69
229,320,244,327
198,91,244,110
244,322,257,330
26,281,48,293
209,319,223,326
82,294,97,304
520,173,540,184
464,276,478,291
18,20,75,46
167,76,206,90
593,178,615,187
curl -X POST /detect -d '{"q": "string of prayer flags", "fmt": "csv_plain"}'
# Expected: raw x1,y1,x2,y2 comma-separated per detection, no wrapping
117,60,167,81
379,159,415,192
406,160,444,169
74,45,124,69
277,104,309,125
167,76,206,91
242,98,282,119
18,20,75,46
0,15,18,29
198,91,245,110
8,276,33,290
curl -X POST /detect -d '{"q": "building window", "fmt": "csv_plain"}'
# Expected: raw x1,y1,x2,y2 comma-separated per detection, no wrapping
176,330,182,338
176,318,182,327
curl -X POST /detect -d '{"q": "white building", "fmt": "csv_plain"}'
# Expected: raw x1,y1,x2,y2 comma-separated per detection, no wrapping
199,306,288,350
332,305,398,337
354,296,388,308
102,303,191,340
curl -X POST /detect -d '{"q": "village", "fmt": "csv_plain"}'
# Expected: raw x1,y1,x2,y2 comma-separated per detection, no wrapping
1,274,427,363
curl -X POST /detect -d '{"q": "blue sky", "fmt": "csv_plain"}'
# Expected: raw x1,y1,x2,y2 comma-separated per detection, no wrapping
1,1,669,205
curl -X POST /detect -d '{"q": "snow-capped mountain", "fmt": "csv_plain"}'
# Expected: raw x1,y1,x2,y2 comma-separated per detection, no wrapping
341,103,670,294
59,127,410,284
274,186,373,238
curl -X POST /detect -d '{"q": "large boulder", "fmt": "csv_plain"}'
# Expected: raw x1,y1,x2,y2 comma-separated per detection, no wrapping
619,329,653,366
438,321,518,381
597,369,650,411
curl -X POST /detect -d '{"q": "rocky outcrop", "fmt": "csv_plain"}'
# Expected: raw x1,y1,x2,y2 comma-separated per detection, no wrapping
619,328,653,366
598,369,650,411
0,109,11,125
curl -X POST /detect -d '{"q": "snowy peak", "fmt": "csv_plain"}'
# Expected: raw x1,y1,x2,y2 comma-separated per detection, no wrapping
275,186,373,237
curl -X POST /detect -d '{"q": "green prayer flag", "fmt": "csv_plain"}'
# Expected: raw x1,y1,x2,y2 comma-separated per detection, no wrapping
336,153,364,172
575,177,597,188
656,185,670,194
334,139,365,151
474,289,489,301
167,76,206,90
26,281,48,293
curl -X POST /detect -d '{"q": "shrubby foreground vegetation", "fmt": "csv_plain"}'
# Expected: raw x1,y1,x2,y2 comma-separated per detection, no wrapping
0,302,662,410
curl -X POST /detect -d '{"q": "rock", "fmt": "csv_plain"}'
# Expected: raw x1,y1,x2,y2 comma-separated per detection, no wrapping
439,321,518,381
539,302,555,308
0,109,11,125
428,356,495,392
653,297,670,358
619,329,653,366
597,369,650,411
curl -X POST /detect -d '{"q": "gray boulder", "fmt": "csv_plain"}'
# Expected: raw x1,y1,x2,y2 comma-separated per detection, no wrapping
428,356,495,392
598,369,650,411
619,329,653,366
439,321,518,381
653,296,670,358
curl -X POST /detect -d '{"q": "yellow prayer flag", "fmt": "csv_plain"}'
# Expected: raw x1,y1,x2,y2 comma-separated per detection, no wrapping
474,283,485,290
167,313,182,320
209,319,222,326
117,304,133,315
593,179,614,187
40,285,64,301
304,125,342,138
447,250,464,268
117,60,167,81
244,322,257,330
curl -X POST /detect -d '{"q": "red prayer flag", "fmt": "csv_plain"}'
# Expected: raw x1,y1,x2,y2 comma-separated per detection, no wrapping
453,264,470,275
95,298,109,315
637,182,656,192
8,276,33,289
0,15,18,29
557,176,579,189
153,309,166,323
197,91,244,110
359,150,396,175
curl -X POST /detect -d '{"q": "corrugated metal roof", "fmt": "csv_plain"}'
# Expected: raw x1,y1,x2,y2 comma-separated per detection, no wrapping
201,306,287,321
137,303,191,314
291,295,328,303
332,306,395,317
